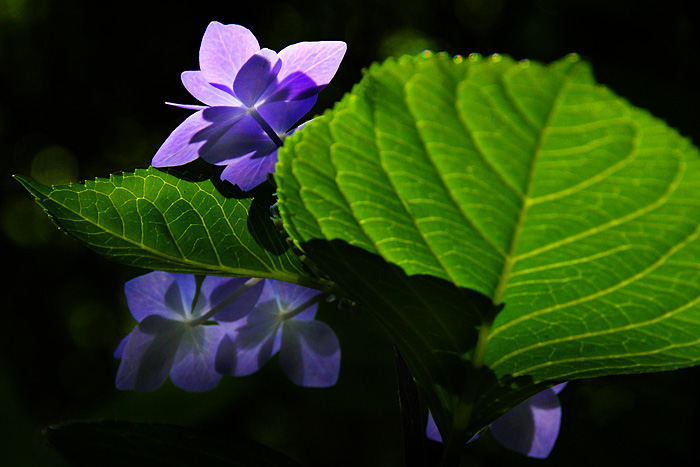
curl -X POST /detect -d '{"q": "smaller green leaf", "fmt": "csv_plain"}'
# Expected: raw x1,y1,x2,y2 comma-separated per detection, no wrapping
44,420,303,467
15,167,331,291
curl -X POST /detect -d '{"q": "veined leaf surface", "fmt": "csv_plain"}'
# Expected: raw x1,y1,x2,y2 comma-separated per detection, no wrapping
275,52,700,452
16,168,329,291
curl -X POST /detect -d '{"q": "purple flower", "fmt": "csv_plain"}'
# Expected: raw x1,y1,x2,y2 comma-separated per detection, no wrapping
114,271,263,391
151,21,347,191
215,280,340,387
426,383,567,458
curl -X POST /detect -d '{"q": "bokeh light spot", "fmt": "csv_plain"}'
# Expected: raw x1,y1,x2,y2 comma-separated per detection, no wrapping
30,145,79,185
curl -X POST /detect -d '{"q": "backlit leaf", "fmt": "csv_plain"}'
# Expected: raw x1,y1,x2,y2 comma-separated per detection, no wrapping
275,51,700,456
16,168,330,291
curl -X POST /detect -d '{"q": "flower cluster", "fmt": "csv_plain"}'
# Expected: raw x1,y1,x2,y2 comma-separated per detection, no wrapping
151,21,346,191
114,271,340,391
123,22,346,391
426,382,567,458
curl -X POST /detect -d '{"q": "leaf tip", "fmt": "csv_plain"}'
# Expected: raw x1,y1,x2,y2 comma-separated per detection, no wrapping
13,173,44,197
13,173,31,186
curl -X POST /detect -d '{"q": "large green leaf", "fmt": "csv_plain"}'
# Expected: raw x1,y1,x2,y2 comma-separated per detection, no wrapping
16,168,330,291
275,51,700,458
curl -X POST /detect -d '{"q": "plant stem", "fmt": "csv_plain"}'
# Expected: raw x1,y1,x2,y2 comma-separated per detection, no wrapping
440,311,497,467
440,398,474,467
393,344,424,467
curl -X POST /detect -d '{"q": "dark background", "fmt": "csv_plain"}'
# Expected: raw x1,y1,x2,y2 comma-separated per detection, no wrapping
1,0,699,465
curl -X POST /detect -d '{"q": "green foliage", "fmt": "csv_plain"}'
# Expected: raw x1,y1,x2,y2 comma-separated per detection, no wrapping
44,420,302,467
15,168,331,291
275,51,700,455
16,50,700,464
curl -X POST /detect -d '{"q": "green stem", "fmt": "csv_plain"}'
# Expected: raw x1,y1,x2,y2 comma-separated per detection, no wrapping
440,312,496,467
440,398,475,467
471,320,492,370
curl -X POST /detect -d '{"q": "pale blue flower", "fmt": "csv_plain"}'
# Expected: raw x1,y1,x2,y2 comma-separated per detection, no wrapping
114,271,262,391
215,280,340,387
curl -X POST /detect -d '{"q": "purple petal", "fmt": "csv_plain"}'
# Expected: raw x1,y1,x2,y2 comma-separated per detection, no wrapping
426,412,484,444
215,306,281,376
264,41,346,101
113,333,130,359
115,315,186,391
201,276,264,322
195,275,249,316
213,333,239,375
171,274,197,316
199,22,259,89
169,325,225,391
277,41,347,86
124,271,195,321
279,319,340,387
166,102,208,111
152,107,248,168
196,111,276,166
489,387,563,458
257,96,317,134
260,280,321,319
181,70,240,107
213,333,237,375
220,148,279,191
219,329,278,376
151,110,211,167
552,382,567,394
426,412,442,442
233,49,281,107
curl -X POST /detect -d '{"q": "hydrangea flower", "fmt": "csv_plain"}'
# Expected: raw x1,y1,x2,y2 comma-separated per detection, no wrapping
215,279,340,387
426,382,567,458
151,21,347,191
114,271,263,391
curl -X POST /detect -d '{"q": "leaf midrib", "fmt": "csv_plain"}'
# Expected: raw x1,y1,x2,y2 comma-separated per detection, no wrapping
51,180,272,271
19,175,322,287
489,67,573,305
